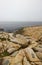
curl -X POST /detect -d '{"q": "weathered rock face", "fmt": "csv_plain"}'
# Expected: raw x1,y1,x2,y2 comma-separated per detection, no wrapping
16,26,42,41
22,26,42,41
0,26,42,65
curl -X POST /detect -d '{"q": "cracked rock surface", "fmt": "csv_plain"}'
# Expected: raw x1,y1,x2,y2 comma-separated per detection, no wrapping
0,26,42,65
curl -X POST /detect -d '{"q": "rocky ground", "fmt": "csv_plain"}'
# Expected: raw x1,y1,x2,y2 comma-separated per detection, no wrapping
0,26,42,65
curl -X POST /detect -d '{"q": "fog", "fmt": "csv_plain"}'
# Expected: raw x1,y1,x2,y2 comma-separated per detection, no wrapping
0,0,42,21
0,22,42,32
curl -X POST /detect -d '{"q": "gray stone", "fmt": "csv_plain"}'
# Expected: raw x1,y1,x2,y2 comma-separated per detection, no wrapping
2,60,10,65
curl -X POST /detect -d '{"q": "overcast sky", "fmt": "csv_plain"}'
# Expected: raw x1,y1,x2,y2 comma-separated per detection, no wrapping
0,0,42,21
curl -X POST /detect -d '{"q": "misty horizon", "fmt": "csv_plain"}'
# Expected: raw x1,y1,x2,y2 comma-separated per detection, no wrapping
0,22,42,32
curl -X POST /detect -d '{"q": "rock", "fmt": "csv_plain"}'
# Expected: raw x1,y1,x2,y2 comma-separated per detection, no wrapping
14,50,25,64
0,26,42,65
7,48,16,54
2,59,10,65
0,42,4,53
0,32,9,40
36,52,42,60
22,26,42,41
2,56,12,65
24,47,40,61
9,33,14,39
34,62,42,65
0,59,3,65
29,41,38,48
6,41,21,49
0,42,3,48
10,36,29,47
31,62,36,65
11,51,19,57
33,45,42,52
23,56,31,65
